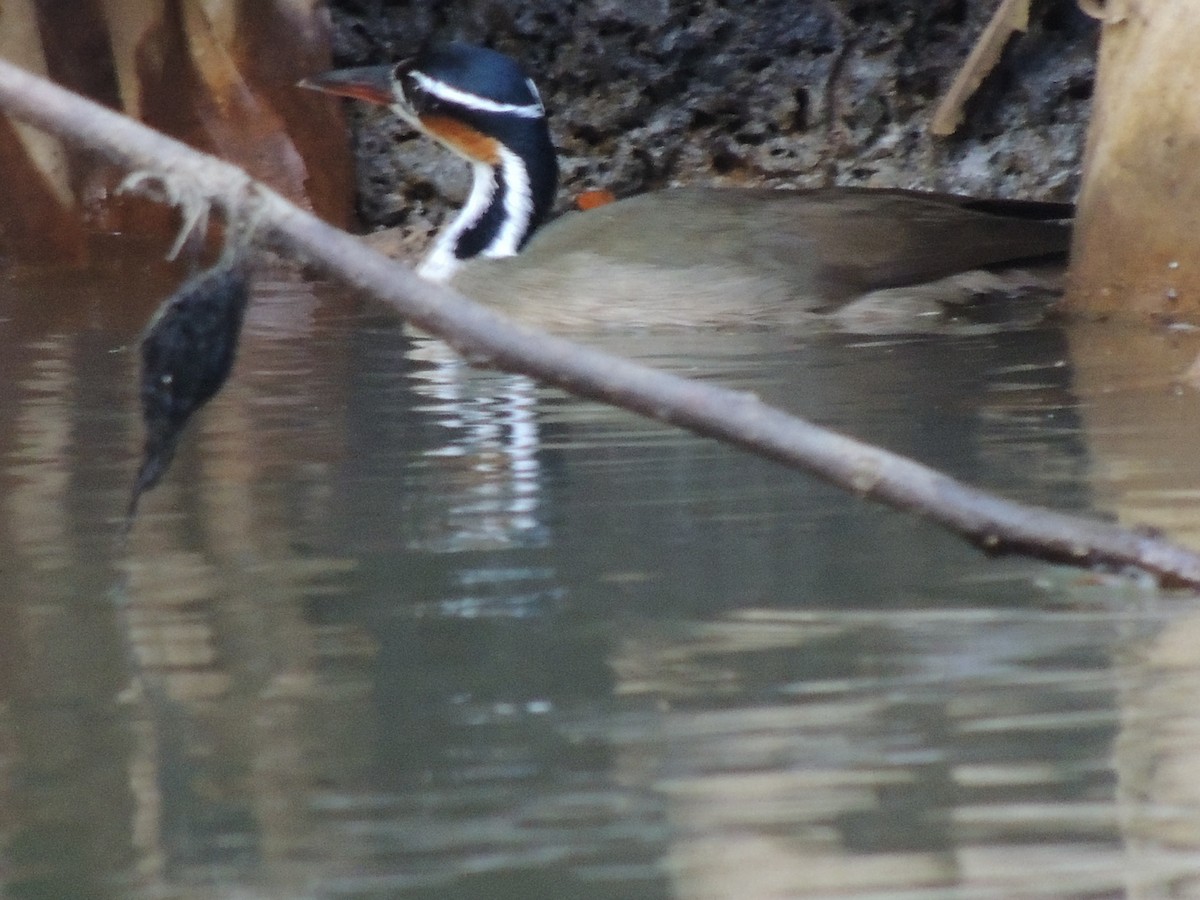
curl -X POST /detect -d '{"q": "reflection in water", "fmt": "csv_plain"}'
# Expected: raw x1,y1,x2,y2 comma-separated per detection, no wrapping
1,257,1200,897
404,336,545,552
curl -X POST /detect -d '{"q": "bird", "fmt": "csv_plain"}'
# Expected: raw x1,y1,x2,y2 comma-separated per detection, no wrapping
300,43,1072,330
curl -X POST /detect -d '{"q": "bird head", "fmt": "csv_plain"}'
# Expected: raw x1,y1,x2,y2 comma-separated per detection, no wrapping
301,44,560,277
301,44,551,169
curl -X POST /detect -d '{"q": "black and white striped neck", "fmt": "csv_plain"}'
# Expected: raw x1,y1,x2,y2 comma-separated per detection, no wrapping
418,138,556,281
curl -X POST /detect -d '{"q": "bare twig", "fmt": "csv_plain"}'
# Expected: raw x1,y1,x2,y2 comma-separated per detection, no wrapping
817,0,858,161
931,0,1031,137
0,58,1198,588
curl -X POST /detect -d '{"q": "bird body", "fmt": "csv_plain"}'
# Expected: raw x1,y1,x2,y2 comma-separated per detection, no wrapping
302,44,1071,329
452,186,1069,327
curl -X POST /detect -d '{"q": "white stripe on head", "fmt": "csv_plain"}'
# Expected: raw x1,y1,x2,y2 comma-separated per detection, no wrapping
525,78,543,109
410,70,544,118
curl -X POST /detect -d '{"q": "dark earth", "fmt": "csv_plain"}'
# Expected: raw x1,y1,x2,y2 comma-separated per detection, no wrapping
326,0,1095,257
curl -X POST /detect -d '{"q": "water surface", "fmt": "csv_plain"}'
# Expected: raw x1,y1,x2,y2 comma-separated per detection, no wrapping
2,258,1200,898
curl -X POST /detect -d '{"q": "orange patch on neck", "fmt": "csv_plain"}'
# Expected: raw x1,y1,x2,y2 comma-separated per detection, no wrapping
421,115,501,164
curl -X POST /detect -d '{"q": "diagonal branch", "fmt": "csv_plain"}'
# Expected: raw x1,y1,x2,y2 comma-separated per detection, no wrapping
0,57,1197,588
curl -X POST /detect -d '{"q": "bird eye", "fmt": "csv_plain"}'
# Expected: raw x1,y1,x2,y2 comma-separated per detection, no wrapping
396,67,434,113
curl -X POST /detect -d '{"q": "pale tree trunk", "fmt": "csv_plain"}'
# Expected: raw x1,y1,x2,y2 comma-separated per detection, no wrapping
1066,1,1200,318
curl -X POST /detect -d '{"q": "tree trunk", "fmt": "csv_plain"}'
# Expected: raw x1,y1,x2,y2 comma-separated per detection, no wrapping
0,0,355,262
1066,1,1200,319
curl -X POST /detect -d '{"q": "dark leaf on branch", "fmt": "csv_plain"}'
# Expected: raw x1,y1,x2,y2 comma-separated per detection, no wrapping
127,260,251,522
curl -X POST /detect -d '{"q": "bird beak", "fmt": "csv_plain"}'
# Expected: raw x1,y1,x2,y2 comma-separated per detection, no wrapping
298,65,395,106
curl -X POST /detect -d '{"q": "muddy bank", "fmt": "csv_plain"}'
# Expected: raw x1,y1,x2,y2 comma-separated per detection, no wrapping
327,1,1094,256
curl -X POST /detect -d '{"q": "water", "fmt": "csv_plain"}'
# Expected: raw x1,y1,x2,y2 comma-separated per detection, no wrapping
2,256,1200,898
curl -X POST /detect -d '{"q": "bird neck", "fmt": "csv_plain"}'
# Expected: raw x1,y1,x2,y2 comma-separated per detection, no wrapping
418,128,557,283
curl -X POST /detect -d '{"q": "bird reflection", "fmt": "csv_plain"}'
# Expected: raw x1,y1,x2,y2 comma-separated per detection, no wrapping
403,334,548,551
